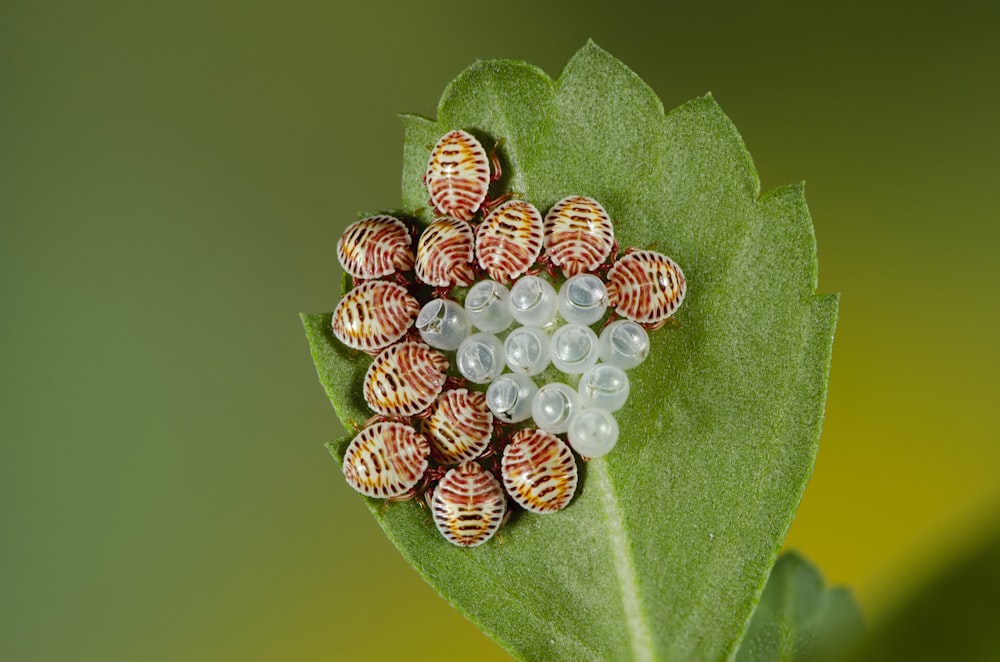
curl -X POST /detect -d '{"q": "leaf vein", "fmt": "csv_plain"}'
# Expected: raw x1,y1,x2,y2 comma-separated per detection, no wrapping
466,552,606,660
593,460,655,661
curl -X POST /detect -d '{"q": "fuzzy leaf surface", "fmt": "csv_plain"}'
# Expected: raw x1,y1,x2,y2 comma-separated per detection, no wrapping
304,41,838,661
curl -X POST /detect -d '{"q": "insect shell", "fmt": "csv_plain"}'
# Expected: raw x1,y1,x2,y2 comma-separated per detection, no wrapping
475,200,544,283
363,341,449,418
415,217,476,288
501,428,578,514
342,421,430,499
605,249,686,327
422,389,493,464
431,461,507,547
337,215,415,280
543,196,615,277
425,129,491,222
331,281,420,354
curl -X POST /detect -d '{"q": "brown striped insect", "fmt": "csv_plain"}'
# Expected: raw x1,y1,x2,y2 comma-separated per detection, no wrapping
501,428,578,514
542,196,615,277
337,215,414,281
414,217,476,289
331,281,420,354
605,249,686,328
430,461,507,547
363,341,449,418
342,421,430,499
475,200,544,283
421,389,493,464
424,130,499,221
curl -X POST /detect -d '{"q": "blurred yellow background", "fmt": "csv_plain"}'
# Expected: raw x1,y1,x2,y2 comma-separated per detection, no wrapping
2,2,998,660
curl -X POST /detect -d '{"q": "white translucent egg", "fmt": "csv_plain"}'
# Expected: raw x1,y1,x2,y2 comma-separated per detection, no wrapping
509,275,558,327
578,364,630,412
464,280,513,333
504,326,550,376
486,373,538,423
416,298,471,350
557,274,608,326
598,320,650,370
531,382,580,434
567,408,619,458
550,324,599,374
456,333,506,384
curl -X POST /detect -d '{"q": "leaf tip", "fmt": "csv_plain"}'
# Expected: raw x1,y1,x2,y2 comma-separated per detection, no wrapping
581,37,607,54
325,436,352,463
683,92,761,198
397,111,428,123
323,439,339,459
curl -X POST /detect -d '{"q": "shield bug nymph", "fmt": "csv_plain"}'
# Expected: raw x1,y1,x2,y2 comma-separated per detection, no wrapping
476,200,544,283
342,421,430,499
337,215,415,281
542,196,615,277
422,389,493,465
331,280,420,355
501,428,578,514
414,217,477,289
605,249,686,328
425,130,496,221
363,341,449,418
431,461,507,547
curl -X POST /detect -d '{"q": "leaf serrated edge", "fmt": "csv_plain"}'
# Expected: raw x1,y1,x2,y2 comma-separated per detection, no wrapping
725,292,840,662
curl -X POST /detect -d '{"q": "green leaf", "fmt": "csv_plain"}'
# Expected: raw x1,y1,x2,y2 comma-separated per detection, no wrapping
304,41,838,661
736,552,863,662
847,523,1000,662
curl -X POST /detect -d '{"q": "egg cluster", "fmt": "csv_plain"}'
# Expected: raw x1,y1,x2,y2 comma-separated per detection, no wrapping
331,129,686,547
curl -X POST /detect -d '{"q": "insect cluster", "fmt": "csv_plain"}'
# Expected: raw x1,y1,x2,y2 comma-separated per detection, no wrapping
331,129,686,547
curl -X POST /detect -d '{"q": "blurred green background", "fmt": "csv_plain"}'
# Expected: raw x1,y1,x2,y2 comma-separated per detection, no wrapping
2,1,998,660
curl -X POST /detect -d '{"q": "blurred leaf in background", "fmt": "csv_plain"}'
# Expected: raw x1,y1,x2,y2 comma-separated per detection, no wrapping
737,552,863,662
848,521,1000,662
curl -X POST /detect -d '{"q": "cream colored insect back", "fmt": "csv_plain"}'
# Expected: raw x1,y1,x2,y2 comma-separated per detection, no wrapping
363,341,449,417
336,215,414,280
424,130,491,221
342,422,430,499
431,462,507,547
422,389,493,465
543,196,615,277
501,429,578,514
415,217,476,288
331,281,419,354
606,249,686,325
475,200,544,282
